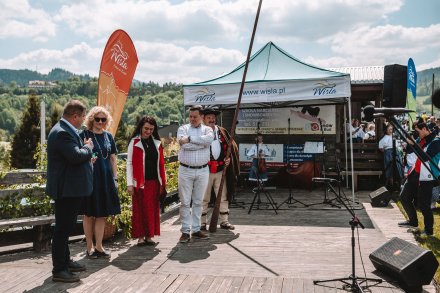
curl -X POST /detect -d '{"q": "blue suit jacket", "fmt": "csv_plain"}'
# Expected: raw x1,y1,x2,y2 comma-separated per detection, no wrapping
45,120,93,199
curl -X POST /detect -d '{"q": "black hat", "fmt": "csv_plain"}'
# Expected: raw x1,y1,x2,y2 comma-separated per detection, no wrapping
202,106,221,116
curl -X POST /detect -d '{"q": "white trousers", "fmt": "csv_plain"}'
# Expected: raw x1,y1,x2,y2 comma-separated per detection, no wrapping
202,171,229,225
178,165,209,234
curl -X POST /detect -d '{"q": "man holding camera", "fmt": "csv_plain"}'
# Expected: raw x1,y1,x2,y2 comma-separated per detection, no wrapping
201,107,240,231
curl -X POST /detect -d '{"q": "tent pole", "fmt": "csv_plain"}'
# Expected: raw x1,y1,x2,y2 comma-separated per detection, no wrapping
347,96,355,202
343,102,348,188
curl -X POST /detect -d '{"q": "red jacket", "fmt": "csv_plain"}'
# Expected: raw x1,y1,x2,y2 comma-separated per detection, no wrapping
126,136,166,190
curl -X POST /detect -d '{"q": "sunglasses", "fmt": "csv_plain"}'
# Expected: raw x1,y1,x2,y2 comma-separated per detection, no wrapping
94,117,107,123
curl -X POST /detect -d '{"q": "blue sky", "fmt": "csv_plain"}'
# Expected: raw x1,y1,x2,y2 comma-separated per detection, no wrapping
0,0,439,84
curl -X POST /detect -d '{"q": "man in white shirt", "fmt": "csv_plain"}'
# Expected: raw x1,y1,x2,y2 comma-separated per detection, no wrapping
177,105,214,243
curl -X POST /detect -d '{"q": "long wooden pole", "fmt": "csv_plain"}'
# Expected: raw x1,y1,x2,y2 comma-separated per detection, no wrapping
209,0,263,232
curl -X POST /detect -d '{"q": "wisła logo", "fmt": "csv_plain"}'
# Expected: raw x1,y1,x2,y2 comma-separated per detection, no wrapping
194,88,215,103
408,66,416,85
110,41,129,70
313,81,336,96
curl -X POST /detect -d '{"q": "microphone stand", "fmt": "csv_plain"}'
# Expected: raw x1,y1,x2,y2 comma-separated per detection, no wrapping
248,133,278,214
277,118,308,209
309,118,341,208
313,187,383,292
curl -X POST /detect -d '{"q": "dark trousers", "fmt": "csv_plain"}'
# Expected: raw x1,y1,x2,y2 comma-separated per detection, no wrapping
52,197,83,273
400,172,434,234
418,181,435,234
400,173,419,226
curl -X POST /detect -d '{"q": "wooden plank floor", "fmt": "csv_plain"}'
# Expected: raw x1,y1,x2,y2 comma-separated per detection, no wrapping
0,188,436,293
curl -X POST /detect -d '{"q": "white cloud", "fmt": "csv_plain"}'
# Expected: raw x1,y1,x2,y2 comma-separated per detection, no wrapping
133,41,244,84
1,0,439,84
0,41,244,84
304,24,440,68
0,0,56,41
0,43,101,75
258,0,403,42
54,0,404,46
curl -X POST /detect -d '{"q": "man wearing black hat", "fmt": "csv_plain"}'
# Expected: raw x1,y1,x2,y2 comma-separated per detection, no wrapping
201,107,240,231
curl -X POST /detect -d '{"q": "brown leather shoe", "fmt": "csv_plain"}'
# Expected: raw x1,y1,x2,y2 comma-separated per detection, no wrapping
191,230,210,240
179,233,190,243
200,224,207,231
220,222,235,230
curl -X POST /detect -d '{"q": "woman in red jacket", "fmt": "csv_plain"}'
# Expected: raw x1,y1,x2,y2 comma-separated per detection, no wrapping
126,116,166,246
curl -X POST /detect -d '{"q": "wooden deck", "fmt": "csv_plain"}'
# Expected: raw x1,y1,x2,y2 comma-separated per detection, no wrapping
0,188,436,293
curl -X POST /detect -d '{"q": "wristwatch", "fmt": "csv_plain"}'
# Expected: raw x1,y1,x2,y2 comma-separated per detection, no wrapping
188,136,191,143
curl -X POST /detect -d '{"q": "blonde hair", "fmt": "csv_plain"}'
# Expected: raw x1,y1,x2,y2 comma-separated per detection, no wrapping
84,106,113,131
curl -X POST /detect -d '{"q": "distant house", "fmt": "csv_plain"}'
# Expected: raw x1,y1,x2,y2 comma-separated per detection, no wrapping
158,121,179,138
28,80,57,89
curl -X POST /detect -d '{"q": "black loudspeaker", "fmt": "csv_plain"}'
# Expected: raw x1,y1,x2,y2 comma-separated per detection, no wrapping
369,186,391,207
370,237,438,292
383,64,407,108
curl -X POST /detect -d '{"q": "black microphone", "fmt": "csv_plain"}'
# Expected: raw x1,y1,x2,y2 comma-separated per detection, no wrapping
363,105,414,122
257,121,260,131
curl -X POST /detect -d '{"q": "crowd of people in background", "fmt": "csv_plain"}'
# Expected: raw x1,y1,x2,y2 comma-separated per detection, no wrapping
346,112,440,238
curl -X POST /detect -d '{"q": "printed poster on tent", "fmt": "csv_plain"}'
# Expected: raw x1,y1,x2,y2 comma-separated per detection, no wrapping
236,105,336,135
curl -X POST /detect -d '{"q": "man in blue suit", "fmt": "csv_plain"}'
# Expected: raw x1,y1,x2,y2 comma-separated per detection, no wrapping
46,100,94,282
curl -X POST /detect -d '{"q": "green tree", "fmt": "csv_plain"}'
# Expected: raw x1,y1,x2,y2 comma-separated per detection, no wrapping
50,102,63,129
10,92,41,168
0,108,17,134
114,119,129,153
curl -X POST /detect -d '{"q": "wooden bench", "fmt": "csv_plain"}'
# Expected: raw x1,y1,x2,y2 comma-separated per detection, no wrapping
0,170,55,252
0,215,55,252
333,143,384,191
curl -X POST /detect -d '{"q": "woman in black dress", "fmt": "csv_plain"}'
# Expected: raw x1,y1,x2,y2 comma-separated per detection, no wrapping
80,106,120,258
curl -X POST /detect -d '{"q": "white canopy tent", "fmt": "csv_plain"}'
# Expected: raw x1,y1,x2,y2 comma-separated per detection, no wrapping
183,42,356,200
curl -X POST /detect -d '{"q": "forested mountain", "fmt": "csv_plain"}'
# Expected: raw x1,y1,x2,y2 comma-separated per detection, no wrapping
417,67,440,96
0,75,184,141
0,68,91,86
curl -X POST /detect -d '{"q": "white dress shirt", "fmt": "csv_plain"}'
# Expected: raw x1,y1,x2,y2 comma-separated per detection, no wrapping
177,123,214,166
